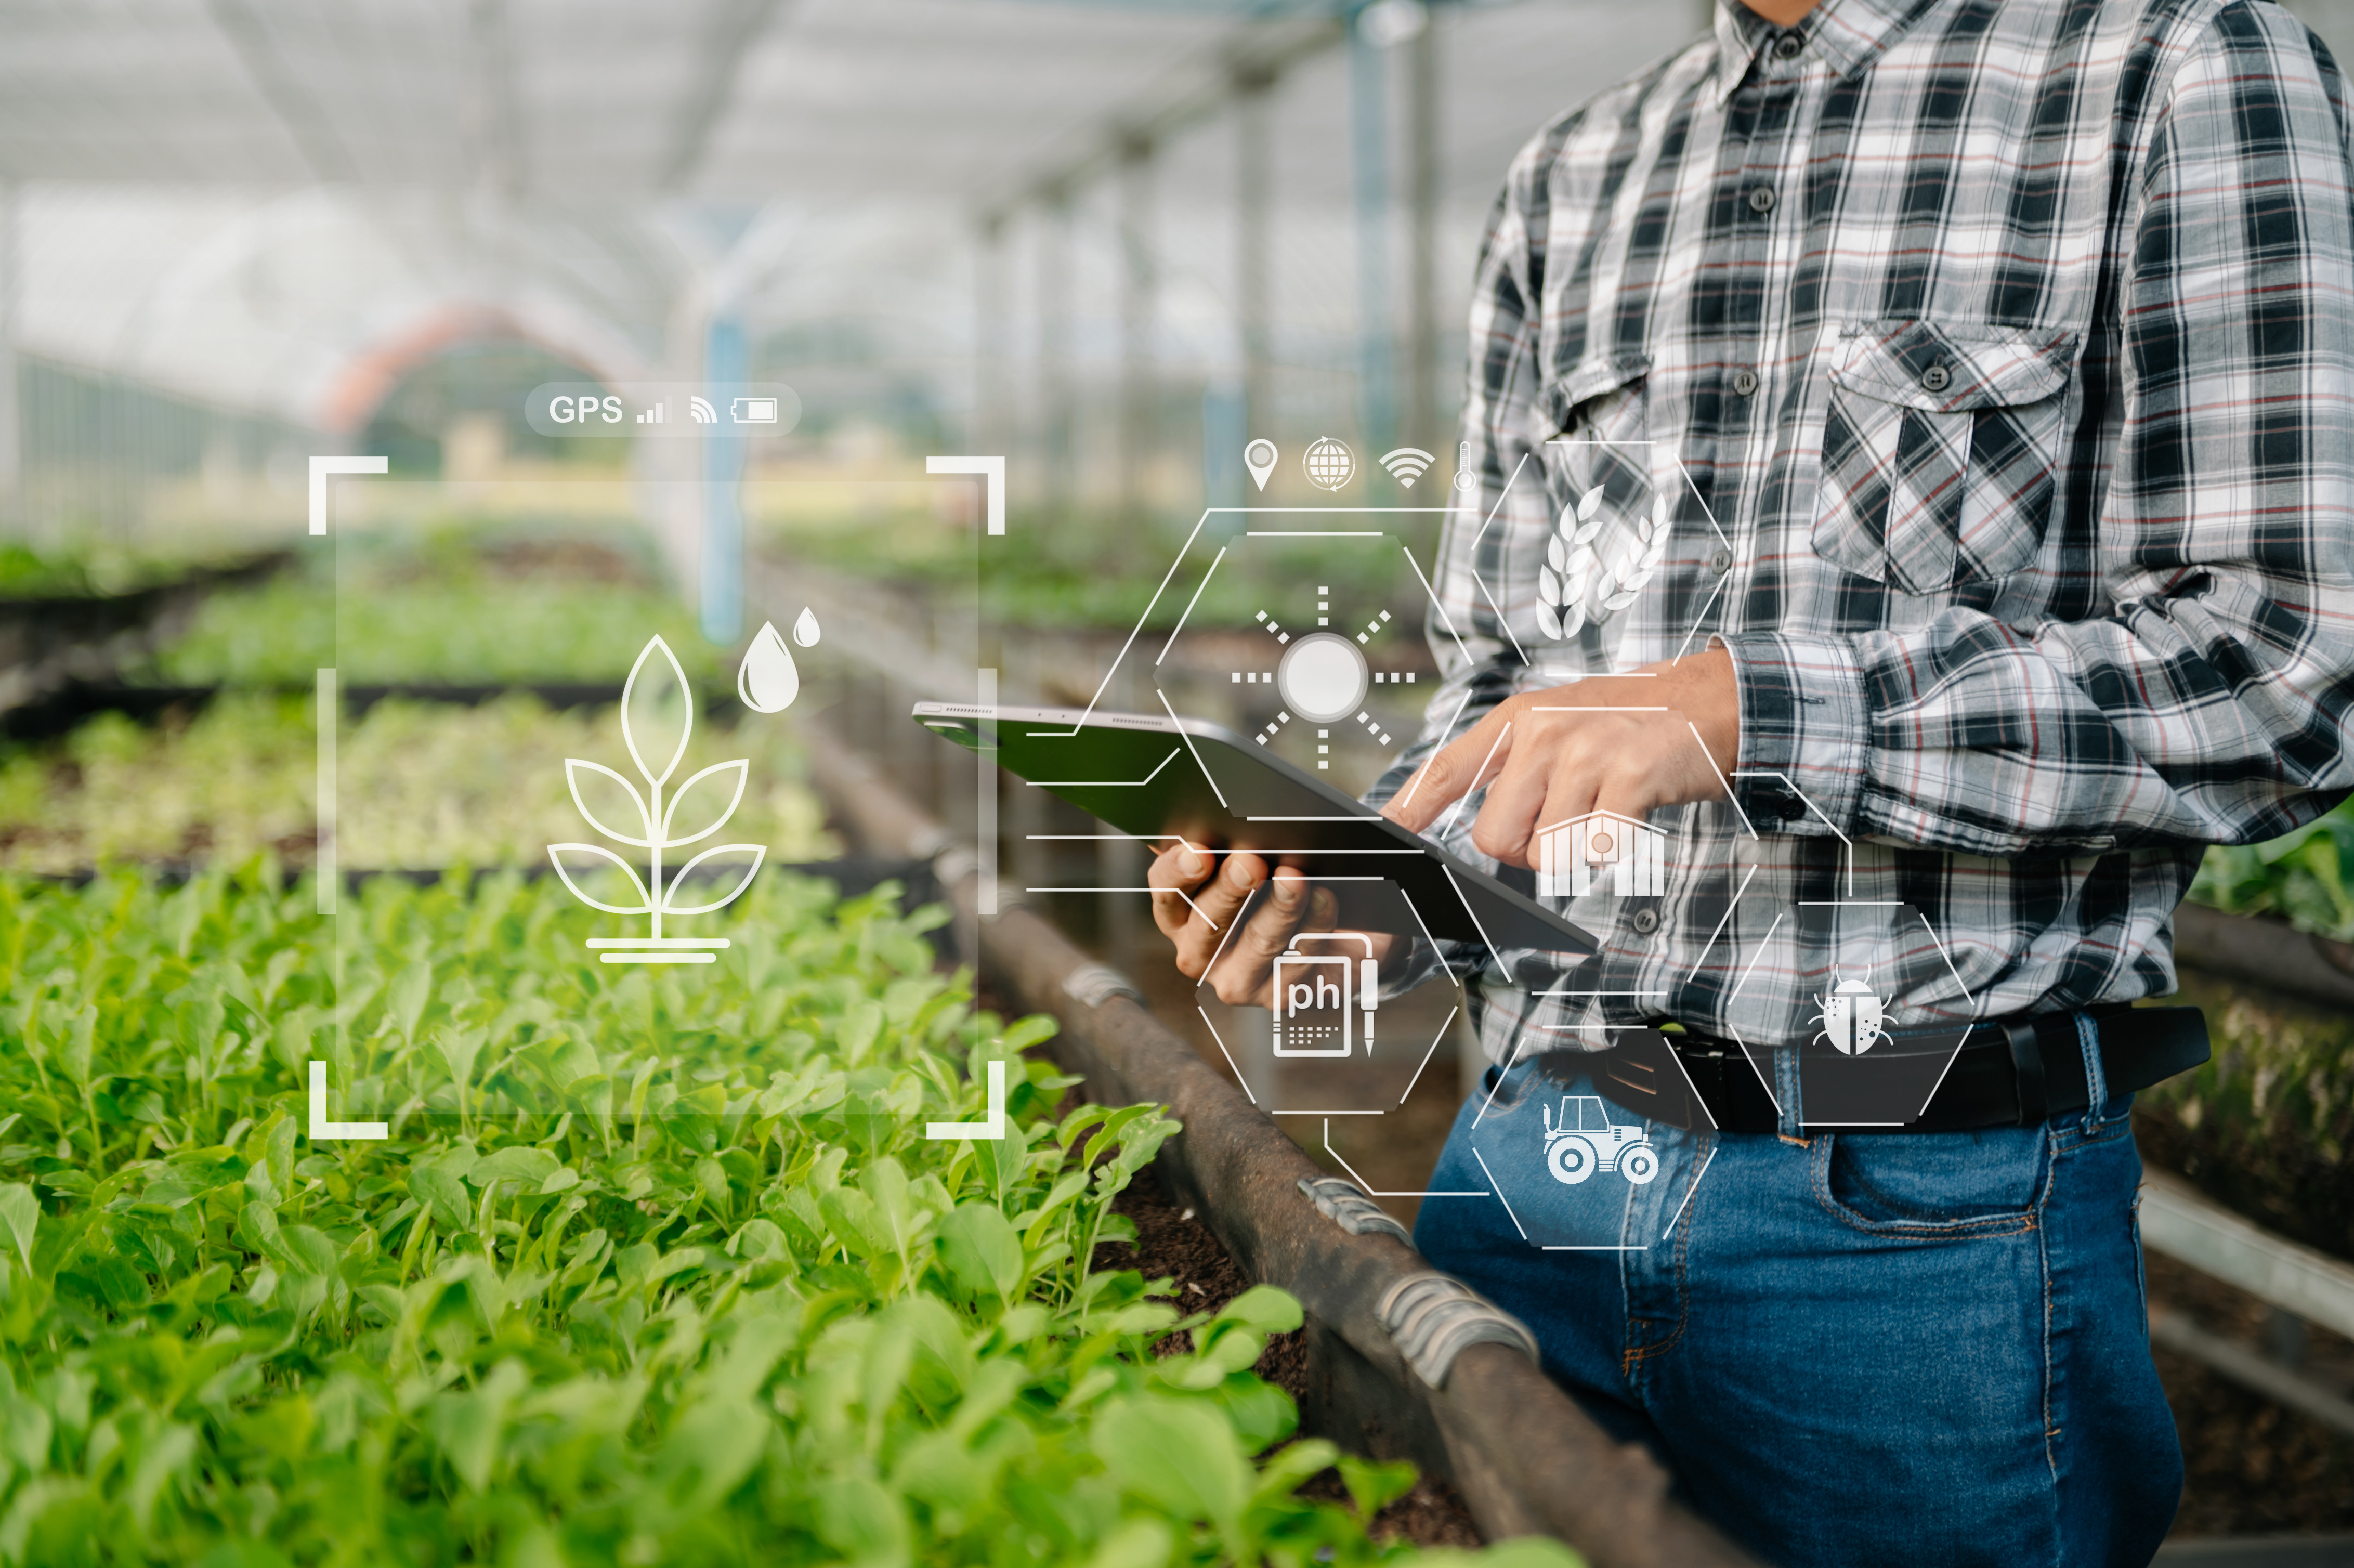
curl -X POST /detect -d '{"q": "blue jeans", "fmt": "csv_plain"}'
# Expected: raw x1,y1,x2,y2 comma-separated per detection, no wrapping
1414,1039,2182,1566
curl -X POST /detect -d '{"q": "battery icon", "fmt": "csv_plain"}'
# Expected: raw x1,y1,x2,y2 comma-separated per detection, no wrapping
731,396,779,423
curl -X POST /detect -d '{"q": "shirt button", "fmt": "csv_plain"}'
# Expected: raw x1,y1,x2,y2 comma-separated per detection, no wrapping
1709,546,1735,574
1747,185,1777,214
1630,908,1661,936
1920,363,1952,393
1772,32,1803,59
1731,368,1760,397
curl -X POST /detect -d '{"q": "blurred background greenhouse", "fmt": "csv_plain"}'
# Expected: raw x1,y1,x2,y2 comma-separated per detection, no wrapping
4,0,2354,1547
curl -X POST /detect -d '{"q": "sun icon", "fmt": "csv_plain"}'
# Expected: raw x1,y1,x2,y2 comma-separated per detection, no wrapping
1228,586,1416,769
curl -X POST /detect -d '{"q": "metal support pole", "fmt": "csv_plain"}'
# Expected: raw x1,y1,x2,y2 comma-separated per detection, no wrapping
700,313,748,646
1235,72,1275,443
1349,17,1396,471
1037,193,1075,516
974,215,1009,456
2,182,24,529
1116,138,1156,521
1404,19,1441,455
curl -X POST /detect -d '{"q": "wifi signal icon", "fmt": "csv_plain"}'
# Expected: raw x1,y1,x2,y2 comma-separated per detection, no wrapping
689,396,718,424
1378,447,1436,488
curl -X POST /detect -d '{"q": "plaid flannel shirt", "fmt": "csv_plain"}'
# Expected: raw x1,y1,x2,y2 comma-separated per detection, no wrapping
1370,0,2354,1066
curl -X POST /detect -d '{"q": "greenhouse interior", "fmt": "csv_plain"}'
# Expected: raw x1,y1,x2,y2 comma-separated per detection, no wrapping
1,0,2351,1562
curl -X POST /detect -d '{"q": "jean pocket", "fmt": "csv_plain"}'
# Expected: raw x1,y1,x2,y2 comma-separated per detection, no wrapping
1815,1125,2049,1237
1811,321,2077,594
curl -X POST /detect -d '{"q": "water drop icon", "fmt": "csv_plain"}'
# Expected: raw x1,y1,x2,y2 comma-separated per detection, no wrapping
793,607,821,647
737,620,799,714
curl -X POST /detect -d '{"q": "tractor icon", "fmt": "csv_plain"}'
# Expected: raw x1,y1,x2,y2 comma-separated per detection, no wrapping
1540,1095,1659,1186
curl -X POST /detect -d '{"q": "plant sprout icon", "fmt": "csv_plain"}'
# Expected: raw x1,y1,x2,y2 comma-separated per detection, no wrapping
548,634,767,964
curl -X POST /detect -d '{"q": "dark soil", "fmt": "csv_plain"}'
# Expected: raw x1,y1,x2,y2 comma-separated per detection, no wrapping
2136,1095,2352,1266
1095,1164,1483,1548
2143,1251,2354,1536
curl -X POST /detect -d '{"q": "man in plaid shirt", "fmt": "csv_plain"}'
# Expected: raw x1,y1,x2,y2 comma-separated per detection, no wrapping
1152,0,2354,1558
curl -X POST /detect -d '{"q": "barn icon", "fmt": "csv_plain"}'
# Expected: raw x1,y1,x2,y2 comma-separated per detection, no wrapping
1536,809,1666,898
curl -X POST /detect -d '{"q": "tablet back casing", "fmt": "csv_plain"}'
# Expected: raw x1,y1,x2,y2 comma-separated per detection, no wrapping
911,701,1596,960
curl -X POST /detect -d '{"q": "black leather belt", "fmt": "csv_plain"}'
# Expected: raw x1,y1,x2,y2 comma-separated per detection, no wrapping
1584,1005,2210,1135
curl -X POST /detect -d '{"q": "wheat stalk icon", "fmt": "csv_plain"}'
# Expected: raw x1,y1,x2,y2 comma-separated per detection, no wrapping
547,634,765,964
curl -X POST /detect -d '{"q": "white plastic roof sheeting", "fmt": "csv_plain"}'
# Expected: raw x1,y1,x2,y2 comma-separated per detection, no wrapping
0,0,1708,433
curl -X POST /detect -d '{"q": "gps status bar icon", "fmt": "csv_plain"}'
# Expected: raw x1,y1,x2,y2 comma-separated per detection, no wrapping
527,382,800,439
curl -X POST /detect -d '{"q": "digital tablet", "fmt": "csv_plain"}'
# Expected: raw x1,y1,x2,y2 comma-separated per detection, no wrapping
911,701,1597,959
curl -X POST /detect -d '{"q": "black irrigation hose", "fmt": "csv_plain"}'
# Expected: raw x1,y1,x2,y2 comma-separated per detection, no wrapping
802,718,1761,1568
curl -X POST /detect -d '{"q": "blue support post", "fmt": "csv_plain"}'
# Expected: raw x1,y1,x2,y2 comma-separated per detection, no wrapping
700,313,748,646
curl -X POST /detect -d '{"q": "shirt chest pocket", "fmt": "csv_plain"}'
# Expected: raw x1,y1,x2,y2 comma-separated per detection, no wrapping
1812,321,2078,595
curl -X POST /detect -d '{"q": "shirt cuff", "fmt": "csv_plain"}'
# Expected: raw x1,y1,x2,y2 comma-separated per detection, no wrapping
1717,630,1868,837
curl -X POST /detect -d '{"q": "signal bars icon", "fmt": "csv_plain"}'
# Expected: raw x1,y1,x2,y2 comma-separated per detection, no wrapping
636,402,666,425
690,396,718,423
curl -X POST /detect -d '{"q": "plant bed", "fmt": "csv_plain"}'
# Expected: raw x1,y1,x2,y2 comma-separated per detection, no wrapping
0,692,837,876
1103,1167,1484,1550
2134,968,2354,1265
0,552,291,715
2146,1252,2354,1535
147,569,724,689
0,867,1568,1566
804,724,1762,1568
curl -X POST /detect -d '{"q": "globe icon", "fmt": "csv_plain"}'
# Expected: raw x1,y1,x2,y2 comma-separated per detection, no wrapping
1303,436,1355,491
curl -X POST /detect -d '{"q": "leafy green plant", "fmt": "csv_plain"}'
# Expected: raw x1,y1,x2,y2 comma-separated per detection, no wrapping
0,694,836,876
0,868,1578,1566
148,575,721,688
2137,973,2354,1261
2187,795,2354,939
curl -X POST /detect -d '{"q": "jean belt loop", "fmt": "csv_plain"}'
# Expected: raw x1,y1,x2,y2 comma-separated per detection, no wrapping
1775,1044,1806,1138
2073,1011,2110,1131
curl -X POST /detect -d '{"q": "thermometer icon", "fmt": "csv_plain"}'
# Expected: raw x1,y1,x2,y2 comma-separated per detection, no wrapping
1453,441,1479,493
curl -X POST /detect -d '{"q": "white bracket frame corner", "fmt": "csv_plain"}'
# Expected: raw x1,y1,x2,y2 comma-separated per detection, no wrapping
925,1058,1007,1140
308,455,389,535
308,1059,388,1141
925,455,1005,535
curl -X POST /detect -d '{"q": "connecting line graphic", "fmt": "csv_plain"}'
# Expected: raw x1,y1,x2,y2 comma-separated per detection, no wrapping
1732,769,1851,895
1400,541,1473,671
1391,886,1461,995
1468,451,1533,555
1470,1149,1527,1238
1666,1134,1723,1233
1539,438,1734,553
1472,568,1529,664
1898,911,1992,1120
1688,860,1762,981
1324,1119,1491,1198
1471,1027,1535,1129
1156,687,1229,809
1692,721,1757,839
1156,545,1227,665
1027,886,1221,928
1035,511,1210,735
1441,866,1509,991
1400,1005,1459,1103
1672,571,1732,661
1394,685,1481,812
1197,1008,1256,1105
1023,749,1180,788
1432,723,1511,836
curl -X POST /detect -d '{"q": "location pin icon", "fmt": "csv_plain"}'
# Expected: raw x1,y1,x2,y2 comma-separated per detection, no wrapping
1243,439,1278,492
